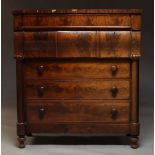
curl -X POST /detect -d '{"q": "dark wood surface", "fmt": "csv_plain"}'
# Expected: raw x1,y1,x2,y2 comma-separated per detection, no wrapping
14,31,140,58
26,100,129,123
15,15,131,29
24,79,130,100
13,9,142,31
13,9,141,148
28,123,130,134
13,9,142,14
23,60,130,79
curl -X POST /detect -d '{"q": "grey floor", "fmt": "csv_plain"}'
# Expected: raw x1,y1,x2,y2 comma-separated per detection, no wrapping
2,104,154,155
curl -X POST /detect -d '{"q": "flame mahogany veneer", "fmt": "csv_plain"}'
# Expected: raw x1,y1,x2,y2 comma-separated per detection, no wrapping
13,9,141,148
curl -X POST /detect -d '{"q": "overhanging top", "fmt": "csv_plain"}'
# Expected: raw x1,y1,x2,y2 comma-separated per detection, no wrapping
13,9,142,15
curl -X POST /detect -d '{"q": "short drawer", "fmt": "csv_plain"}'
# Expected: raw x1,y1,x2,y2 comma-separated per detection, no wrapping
24,79,130,100
26,100,130,123
24,60,130,79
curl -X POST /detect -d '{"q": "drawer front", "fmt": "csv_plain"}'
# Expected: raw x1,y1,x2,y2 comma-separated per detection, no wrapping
24,80,130,100
14,32,56,57
24,60,130,79
14,14,132,30
26,100,129,123
57,31,97,57
56,31,131,57
99,31,131,57
14,31,136,58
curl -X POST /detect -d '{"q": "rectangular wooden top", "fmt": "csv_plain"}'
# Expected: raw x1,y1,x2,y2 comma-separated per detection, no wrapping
13,9,142,15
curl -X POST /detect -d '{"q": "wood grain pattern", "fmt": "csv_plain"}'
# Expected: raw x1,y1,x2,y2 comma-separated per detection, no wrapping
26,100,129,123
131,32,141,56
131,61,139,123
14,31,140,58
14,32,56,57
16,60,25,124
57,31,97,57
99,31,131,57
16,60,26,148
131,15,141,30
13,9,141,148
28,123,130,134
23,60,130,79
14,14,132,31
28,122,130,135
14,32,23,57
13,9,142,15
24,79,130,100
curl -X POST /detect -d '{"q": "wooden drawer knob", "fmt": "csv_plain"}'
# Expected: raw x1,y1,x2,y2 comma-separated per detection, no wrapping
111,108,118,119
37,86,45,97
38,107,45,119
37,65,45,75
111,86,118,97
111,65,118,74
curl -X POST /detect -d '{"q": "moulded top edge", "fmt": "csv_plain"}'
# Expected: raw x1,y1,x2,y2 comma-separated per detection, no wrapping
13,9,142,15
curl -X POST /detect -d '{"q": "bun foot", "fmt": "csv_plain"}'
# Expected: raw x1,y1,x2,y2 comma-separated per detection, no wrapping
130,136,139,149
17,136,26,148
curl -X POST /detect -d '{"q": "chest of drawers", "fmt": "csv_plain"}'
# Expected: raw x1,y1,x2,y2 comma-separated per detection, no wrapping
13,9,142,148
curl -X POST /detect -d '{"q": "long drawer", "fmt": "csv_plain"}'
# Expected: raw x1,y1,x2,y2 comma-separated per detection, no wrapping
26,100,129,123
23,60,130,79
14,31,141,57
14,12,141,31
24,79,130,100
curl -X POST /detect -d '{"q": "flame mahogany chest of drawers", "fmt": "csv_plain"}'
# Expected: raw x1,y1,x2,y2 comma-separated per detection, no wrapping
13,9,142,148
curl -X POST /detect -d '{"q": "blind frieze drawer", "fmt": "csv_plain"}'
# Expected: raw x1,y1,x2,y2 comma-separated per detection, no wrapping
14,31,140,58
